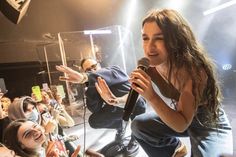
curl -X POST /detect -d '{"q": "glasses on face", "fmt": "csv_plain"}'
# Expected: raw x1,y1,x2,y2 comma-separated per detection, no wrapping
85,63,98,72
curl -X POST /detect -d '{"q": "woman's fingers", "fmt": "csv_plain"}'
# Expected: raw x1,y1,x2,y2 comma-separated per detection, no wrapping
128,69,152,96
97,77,110,94
100,77,112,93
103,79,111,91
59,76,69,81
56,65,75,74
129,78,145,94
56,65,67,73
130,70,149,86
95,82,102,95
96,77,117,105
71,145,81,157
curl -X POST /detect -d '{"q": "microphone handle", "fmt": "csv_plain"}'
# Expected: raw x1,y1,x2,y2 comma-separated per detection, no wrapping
122,89,139,121
122,66,147,121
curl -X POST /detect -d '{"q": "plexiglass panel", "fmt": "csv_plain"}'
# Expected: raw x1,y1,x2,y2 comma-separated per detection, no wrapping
39,25,137,109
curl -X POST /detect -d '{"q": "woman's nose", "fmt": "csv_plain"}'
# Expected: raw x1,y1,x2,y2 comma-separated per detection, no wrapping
148,40,155,49
32,129,40,138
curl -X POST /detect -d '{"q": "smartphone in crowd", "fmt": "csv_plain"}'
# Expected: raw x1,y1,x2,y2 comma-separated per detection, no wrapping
41,111,52,124
32,85,42,102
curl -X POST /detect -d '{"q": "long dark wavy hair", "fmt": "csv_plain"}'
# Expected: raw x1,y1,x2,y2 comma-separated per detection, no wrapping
142,9,222,124
3,119,39,157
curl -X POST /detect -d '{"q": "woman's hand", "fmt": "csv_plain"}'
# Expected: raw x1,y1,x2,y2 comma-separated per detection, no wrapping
129,69,156,103
44,119,57,134
56,65,85,84
95,77,120,106
46,141,60,157
71,145,81,157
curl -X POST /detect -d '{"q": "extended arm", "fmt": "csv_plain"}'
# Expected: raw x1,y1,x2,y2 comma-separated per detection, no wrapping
56,65,87,84
95,77,128,107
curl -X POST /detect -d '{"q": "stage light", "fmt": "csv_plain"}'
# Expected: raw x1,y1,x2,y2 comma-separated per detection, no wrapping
222,64,232,70
203,0,236,16
125,0,137,29
165,0,187,11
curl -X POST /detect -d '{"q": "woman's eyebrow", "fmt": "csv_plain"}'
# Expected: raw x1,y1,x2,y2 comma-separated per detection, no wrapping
22,129,31,138
22,124,37,138
142,32,163,37
153,33,163,36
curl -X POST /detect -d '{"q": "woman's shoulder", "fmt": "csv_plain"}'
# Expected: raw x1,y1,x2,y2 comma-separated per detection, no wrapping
175,67,208,92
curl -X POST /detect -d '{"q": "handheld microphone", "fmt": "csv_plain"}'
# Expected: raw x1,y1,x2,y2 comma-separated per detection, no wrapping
122,57,150,121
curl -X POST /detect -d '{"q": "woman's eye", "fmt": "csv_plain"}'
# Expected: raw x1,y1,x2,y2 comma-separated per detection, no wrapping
142,37,149,41
25,132,32,138
153,36,164,40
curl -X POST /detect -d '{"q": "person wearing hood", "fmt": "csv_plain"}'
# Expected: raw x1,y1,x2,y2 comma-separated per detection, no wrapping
8,96,57,134
8,96,41,123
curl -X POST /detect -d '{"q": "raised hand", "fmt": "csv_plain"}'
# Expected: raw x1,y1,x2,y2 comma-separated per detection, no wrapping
95,77,118,105
71,145,81,157
56,65,85,84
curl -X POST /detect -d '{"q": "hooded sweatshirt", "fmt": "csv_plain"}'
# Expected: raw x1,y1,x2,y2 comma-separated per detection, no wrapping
8,96,32,121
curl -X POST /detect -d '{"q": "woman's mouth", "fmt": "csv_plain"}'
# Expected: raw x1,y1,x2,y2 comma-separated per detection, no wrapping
148,53,159,57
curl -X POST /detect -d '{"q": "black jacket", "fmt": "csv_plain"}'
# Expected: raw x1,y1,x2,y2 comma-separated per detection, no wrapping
85,66,130,113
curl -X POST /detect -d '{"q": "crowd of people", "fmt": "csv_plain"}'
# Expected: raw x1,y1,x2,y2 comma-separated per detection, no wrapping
0,8,234,157
0,87,104,157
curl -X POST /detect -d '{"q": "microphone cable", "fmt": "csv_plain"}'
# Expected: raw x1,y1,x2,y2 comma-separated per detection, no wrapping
81,84,87,157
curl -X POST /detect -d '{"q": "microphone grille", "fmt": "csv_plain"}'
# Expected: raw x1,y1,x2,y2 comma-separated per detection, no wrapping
138,57,150,69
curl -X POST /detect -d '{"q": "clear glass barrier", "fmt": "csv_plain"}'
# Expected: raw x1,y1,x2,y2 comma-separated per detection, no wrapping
38,25,137,112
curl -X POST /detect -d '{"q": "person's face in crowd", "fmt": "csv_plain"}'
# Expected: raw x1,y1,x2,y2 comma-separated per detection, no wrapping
24,103,39,122
55,93,62,104
142,21,168,67
37,103,48,113
17,121,46,150
1,97,11,112
41,91,50,104
0,145,20,157
82,59,100,72
24,103,36,113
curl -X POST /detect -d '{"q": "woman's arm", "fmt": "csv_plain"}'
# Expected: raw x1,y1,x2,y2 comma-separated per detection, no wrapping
129,69,196,132
57,107,75,127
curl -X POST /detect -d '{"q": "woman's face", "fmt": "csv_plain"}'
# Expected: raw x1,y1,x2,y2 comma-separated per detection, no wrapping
142,21,168,67
41,91,50,104
0,146,20,157
24,103,40,123
55,93,62,104
17,121,46,150
24,103,35,114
